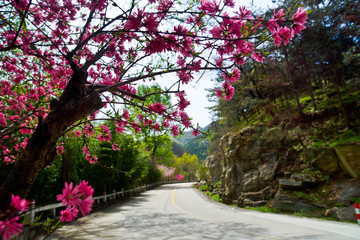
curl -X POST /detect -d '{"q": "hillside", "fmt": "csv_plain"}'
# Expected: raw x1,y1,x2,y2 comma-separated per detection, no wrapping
172,127,210,161
203,79,360,222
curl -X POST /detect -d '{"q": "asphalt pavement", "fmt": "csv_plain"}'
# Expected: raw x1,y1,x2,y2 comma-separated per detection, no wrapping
47,182,360,240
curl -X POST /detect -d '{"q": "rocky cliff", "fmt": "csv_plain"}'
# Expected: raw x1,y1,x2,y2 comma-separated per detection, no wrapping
204,125,360,222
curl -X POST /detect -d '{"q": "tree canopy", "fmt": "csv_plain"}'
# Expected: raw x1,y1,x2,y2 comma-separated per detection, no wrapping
0,0,308,238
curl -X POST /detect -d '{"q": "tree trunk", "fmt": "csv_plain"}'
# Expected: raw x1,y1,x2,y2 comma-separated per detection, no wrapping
283,46,303,116
334,80,350,129
0,68,103,220
62,145,72,185
301,52,317,110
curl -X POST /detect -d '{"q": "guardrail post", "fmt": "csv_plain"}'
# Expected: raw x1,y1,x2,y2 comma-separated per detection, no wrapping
121,188,124,197
28,199,36,222
355,203,360,224
103,191,107,203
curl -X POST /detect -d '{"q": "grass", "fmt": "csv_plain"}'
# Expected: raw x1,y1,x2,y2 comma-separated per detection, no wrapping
244,206,280,213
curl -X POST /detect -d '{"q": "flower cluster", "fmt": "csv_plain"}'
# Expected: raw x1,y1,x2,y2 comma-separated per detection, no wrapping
157,165,175,178
174,174,184,181
0,195,28,240
56,181,94,222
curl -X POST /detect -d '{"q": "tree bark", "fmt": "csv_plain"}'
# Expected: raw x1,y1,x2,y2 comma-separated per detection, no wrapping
0,68,103,220
62,145,72,185
283,46,303,116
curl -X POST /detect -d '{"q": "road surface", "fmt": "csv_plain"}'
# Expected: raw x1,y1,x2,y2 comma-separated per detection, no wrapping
48,182,360,239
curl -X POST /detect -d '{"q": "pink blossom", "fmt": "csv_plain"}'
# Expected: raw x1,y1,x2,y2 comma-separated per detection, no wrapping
153,122,160,131
124,9,143,31
138,114,143,122
158,165,175,177
174,174,184,181
163,119,171,128
57,145,64,155
148,102,166,114
171,125,180,136
274,26,291,46
179,112,191,128
144,119,153,125
56,182,82,207
87,154,98,164
222,68,240,82
116,126,125,133
0,216,23,240
112,143,119,151
192,129,201,137
199,0,220,15
0,113,7,126
291,23,307,36
10,195,28,212
176,70,194,84
19,137,28,149
59,207,78,222
176,91,190,111
157,0,173,12
223,81,235,101
78,196,94,217
144,13,159,32
266,8,285,34
4,157,13,163
83,124,95,137
123,109,130,120
238,5,252,20
177,56,186,68
57,181,94,220
3,149,10,155
251,52,264,62
224,0,235,8
78,180,94,197
215,89,222,99
293,8,308,25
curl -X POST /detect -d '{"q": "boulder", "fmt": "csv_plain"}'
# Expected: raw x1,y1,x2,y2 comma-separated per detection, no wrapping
290,173,319,188
273,192,321,213
243,170,260,192
243,199,268,207
307,147,340,174
279,179,303,190
336,206,357,222
238,186,273,207
325,207,339,218
259,162,278,184
334,143,360,178
260,151,279,164
335,183,360,205
204,153,223,185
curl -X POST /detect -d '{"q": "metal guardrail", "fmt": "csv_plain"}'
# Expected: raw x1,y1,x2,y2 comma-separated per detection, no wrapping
26,183,161,222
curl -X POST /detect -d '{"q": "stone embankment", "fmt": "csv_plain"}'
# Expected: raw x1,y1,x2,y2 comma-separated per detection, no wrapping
204,126,360,222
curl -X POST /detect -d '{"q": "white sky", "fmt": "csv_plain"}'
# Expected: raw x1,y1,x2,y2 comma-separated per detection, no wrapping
175,0,277,128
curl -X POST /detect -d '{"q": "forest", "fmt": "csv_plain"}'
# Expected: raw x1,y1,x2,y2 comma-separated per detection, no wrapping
201,0,360,222
208,0,359,148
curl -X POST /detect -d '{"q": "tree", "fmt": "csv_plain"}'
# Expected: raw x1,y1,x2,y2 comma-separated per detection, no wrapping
173,152,200,180
0,0,308,235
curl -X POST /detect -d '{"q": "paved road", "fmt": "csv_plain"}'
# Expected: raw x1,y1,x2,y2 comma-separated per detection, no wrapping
48,182,360,240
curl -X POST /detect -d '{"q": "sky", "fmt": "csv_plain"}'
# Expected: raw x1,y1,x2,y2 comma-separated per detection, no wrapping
172,0,277,128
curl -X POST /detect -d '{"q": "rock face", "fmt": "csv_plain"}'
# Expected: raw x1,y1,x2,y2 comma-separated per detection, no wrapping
334,143,360,178
204,125,360,222
306,147,340,174
204,152,223,185
273,191,322,213
336,206,357,222
217,126,284,205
